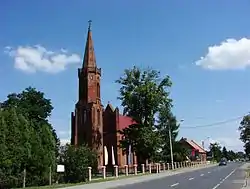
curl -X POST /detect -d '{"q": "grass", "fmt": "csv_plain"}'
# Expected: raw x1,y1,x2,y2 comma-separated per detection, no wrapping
24,172,151,189
22,164,212,189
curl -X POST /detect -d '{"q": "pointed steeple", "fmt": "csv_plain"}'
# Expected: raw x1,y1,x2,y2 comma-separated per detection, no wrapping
83,20,96,68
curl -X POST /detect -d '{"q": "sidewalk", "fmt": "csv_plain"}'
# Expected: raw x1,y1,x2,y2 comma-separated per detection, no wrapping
240,163,250,188
63,163,216,189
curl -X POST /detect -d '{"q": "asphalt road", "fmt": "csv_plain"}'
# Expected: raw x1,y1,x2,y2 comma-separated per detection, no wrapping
113,162,245,189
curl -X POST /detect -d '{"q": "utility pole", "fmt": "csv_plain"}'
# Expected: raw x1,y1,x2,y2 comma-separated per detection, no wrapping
169,119,184,170
23,168,26,188
169,126,174,169
49,166,52,185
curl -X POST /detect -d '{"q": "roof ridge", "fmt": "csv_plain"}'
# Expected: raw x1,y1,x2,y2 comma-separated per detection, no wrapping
191,140,204,149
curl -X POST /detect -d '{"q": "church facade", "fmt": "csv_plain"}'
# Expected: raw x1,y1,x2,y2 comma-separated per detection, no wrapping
71,22,137,168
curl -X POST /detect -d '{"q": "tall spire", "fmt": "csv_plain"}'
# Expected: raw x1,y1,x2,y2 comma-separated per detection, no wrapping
83,20,96,68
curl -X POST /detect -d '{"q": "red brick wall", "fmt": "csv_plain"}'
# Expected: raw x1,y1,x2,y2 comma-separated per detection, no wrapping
103,106,117,168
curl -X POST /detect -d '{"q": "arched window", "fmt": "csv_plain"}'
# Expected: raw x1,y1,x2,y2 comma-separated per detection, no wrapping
97,109,101,125
97,83,100,98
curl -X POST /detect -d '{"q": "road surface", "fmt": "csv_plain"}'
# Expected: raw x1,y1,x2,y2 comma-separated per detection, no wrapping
113,162,245,189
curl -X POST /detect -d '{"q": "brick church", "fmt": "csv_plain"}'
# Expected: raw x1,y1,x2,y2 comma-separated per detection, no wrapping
71,21,136,168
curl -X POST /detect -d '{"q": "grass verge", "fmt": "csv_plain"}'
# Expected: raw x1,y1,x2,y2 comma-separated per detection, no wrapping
22,164,213,189
24,173,151,189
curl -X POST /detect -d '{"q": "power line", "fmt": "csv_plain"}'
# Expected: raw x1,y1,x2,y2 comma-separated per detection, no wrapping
180,114,247,129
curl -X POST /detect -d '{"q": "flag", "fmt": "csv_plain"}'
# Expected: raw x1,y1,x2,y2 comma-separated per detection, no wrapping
111,146,116,165
104,146,108,166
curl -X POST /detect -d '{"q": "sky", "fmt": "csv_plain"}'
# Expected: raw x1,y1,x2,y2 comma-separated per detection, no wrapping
1,0,250,152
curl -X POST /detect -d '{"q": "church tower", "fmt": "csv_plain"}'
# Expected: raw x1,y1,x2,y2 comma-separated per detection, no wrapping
71,21,103,167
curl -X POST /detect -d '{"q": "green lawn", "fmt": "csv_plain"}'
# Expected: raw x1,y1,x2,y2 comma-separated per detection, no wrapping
21,165,210,189
24,172,151,189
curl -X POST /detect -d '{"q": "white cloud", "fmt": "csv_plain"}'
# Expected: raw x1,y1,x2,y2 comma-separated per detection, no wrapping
195,38,250,70
4,45,81,73
203,137,244,152
60,138,70,146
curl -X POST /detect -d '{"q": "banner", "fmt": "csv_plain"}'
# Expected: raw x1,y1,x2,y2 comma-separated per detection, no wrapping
111,146,116,165
104,146,108,166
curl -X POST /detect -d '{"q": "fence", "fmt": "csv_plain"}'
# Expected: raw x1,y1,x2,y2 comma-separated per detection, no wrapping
18,161,211,188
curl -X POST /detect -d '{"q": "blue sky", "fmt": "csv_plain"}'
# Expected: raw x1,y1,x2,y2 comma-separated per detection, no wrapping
1,0,250,151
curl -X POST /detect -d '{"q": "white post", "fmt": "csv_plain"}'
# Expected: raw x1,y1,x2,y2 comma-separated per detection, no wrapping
125,165,128,176
134,164,137,175
149,164,152,173
102,166,106,179
156,163,159,173
141,164,145,174
114,165,118,178
163,163,166,171
88,167,92,181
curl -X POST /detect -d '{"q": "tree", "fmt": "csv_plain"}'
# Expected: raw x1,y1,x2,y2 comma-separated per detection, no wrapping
239,115,250,156
60,145,98,183
222,146,228,160
116,66,173,163
0,87,59,187
0,108,32,187
155,102,185,162
227,150,238,161
209,142,222,162
119,124,161,163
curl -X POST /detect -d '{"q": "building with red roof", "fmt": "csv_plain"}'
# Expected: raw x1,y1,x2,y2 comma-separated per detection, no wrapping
71,22,137,168
180,137,207,162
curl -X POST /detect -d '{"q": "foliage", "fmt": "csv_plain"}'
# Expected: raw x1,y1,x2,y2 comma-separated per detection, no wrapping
239,115,250,156
118,124,161,163
0,87,59,187
209,142,222,162
59,145,98,183
154,102,187,162
227,150,239,161
173,141,189,162
116,66,173,163
222,146,228,160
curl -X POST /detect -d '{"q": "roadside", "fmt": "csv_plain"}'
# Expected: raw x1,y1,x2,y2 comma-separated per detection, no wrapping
242,163,250,188
24,163,217,189
61,163,217,189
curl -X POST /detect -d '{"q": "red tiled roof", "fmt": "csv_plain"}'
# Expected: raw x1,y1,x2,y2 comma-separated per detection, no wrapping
118,115,136,130
182,138,206,153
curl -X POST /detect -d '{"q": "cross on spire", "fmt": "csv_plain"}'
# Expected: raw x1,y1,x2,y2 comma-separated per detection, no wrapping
88,20,92,31
83,20,96,68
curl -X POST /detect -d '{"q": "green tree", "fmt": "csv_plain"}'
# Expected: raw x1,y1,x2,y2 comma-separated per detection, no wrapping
0,87,59,187
0,108,32,187
239,115,250,156
222,146,228,160
60,145,98,183
116,66,172,163
155,102,186,162
119,124,161,163
209,142,222,162
227,150,238,161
